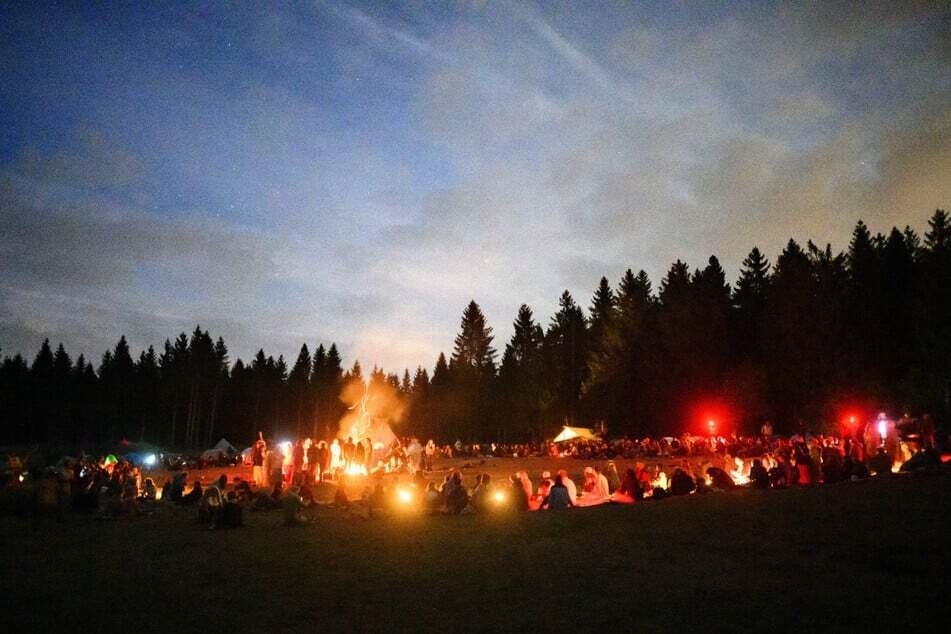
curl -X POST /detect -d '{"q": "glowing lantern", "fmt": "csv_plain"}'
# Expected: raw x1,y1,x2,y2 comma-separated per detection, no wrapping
396,488,413,504
492,490,507,504
707,419,716,434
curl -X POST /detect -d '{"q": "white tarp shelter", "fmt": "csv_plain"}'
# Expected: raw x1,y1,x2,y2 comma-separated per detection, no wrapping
202,438,238,460
552,426,601,443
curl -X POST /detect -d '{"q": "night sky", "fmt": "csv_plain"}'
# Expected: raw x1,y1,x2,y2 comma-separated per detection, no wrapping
1,1,948,372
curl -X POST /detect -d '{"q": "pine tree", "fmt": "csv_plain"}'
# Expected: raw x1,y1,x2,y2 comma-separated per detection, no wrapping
913,210,951,420
544,291,588,429
412,366,429,392
431,353,450,386
924,209,949,251
765,239,822,426
52,343,72,378
588,277,616,359
32,339,55,380
585,269,656,435
135,346,160,443
99,336,136,441
288,344,312,437
506,304,544,365
452,301,497,372
498,304,545,439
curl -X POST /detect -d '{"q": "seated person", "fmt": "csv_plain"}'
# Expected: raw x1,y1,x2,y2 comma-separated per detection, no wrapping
249,489,281,511
179,480,203,504
576,467,608,507
706,467,736,491
282,487,307,526
542,475,574,510
199,485,224,525
530,479,552,511
139,477,157,501
749,459,770,489
470,474,492,512
443,472,469,514
868,448,893,476
668,468,695,496
602,462,621,493
165,473,187,503
298,482,315,506
233,478,254,504
509,475,530,511
768,461,788,488
332,484,350,508
608,468,639,504
557,469,578,500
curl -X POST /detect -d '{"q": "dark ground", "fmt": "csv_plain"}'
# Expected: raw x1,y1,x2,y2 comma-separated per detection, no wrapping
1,464,949,633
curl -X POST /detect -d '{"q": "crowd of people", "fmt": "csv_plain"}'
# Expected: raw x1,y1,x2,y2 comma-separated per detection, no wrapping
244,435,438,488
4,415,945,530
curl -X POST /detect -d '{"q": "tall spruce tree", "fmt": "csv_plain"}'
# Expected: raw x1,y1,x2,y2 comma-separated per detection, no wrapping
498,304,545,439
543,291,588,430
451,301,497,372
733,247,771,359
288,344,312,437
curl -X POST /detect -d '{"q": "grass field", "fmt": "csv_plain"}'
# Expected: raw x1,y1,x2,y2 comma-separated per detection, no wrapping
2,461,949,632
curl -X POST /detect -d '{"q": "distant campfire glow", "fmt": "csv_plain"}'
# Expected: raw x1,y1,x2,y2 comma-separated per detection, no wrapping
730,457,750,485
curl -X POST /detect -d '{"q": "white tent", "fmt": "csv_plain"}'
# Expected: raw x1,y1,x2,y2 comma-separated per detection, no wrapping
552,426,601,443
202,438,238,460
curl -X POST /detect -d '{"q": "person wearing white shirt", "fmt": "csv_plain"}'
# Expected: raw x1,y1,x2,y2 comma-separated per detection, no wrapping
558,469,577,500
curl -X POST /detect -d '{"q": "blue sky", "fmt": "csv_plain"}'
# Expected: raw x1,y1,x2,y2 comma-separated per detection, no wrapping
1,1,949,372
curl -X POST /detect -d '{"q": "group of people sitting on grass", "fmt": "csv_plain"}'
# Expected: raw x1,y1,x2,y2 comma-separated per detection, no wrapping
5,422,944,525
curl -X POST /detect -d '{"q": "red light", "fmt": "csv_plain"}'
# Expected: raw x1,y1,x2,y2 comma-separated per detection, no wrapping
707,419,716,433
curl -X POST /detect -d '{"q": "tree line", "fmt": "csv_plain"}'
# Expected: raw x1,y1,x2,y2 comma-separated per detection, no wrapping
1,210,949,448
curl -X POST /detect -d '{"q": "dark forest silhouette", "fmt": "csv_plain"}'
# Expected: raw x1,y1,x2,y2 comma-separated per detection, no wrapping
2,210,949,448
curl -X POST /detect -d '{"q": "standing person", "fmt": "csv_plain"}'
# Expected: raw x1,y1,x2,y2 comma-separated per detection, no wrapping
301,438,313,480
306,439,319,483
406,438,423,473
268,443,284,490
317,441,331,481
362,438,373,470
330,439,342,471
352,438,366,472
251,438,266,488
343,437,355,470
289,440,305,485
424,440,436,471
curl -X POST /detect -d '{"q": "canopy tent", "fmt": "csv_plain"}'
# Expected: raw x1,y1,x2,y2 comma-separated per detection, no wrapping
552,426,601,443
201,438,238,461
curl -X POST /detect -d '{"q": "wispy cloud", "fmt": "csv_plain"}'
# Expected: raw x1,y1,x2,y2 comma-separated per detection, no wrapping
514,3,617,92
320,0,445,60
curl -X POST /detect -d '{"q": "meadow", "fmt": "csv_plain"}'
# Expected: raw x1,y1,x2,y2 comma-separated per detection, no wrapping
1,459,949,632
